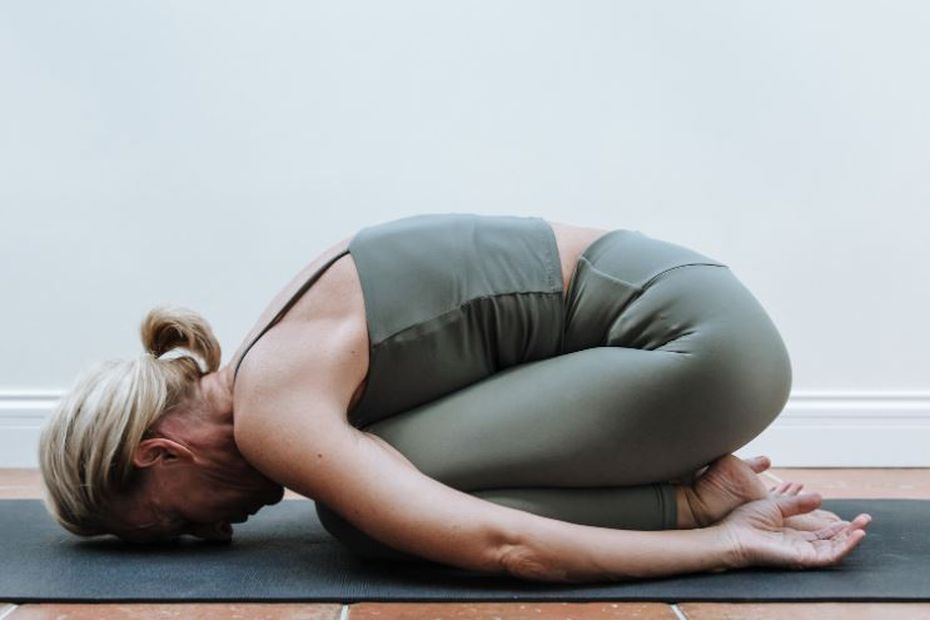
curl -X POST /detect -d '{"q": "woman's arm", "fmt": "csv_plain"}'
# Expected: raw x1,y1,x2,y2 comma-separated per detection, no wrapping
234,319,738,583
236,395,737,583
499,508,736,582
244,411,737,582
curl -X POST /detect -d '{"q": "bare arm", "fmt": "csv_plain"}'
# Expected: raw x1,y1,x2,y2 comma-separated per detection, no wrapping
234,312,738,582
236,374,737,581
239,403,736,582
500,511,736,582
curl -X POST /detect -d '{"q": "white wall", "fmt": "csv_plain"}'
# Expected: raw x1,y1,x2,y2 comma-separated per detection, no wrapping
2,1,928,467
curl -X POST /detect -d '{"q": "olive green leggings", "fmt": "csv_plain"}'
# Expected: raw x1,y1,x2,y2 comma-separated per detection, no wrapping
315,229,793,563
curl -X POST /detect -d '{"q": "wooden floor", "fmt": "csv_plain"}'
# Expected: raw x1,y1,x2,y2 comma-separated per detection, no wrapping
2,467,928,620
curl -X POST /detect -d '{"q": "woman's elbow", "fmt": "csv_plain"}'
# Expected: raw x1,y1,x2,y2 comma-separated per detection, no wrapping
497,543,573,583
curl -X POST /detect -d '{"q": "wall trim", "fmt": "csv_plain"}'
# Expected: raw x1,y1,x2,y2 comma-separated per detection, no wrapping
2,389,930,468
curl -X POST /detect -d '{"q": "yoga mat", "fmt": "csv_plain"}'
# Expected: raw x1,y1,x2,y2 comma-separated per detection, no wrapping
0,498,926,603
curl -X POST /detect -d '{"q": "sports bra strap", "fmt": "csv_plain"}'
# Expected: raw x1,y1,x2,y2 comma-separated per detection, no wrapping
233,248,350,381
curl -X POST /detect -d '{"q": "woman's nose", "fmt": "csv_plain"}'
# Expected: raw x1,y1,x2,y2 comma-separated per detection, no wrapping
189,521,233,541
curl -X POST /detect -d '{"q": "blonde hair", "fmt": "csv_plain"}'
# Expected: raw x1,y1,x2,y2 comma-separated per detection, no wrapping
38,305,222,536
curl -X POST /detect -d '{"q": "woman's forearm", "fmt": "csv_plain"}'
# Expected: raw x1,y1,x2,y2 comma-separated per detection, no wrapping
498,512,738,583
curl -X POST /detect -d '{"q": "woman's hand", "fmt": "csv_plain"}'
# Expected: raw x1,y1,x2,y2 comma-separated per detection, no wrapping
714,491,872,570
767,480,846,533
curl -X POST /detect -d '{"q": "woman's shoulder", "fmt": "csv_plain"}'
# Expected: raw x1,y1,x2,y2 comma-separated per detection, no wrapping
232,246,371,430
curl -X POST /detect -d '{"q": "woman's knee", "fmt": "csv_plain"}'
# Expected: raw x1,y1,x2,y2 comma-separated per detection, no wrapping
614,265,793,455
678,306,793,451
647,265,791,417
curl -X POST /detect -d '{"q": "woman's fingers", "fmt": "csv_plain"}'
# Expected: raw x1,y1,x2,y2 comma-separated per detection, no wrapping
803,513,871,565
766,480,845,526
823,527,867,563
776,492,823,519
785,511,844,532
850,513,873,529
746,455,771,473
769,480,805,495
812,520,853,539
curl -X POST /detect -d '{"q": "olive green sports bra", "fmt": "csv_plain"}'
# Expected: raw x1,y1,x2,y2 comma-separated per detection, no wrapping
234,212,565,430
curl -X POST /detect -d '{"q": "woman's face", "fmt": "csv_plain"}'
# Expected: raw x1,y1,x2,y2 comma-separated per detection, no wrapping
108,368,286,543
110,439,286,544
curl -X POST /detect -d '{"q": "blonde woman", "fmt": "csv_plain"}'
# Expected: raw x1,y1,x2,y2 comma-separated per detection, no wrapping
39,213,871,583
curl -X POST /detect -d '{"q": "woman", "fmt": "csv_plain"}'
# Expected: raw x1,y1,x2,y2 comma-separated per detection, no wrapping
39,213,870,583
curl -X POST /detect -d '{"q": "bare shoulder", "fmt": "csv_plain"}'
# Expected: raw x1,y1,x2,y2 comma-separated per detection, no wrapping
233,248,370,435
227,234,355,376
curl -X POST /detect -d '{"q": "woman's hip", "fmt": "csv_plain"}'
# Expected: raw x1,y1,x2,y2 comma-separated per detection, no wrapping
564,228,792,414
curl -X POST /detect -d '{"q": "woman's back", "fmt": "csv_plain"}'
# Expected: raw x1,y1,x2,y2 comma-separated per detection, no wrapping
231,213,607,428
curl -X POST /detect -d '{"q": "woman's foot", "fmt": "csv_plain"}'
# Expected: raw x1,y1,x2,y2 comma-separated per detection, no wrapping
675,454,774,528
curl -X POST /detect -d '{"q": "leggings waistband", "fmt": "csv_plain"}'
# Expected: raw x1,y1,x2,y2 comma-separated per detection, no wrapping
563,229,730,354
575,229,728,288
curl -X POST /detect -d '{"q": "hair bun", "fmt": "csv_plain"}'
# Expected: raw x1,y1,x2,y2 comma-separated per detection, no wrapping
139,305,221,373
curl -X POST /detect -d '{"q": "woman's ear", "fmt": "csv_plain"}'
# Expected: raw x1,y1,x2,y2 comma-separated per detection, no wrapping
131,437,195,469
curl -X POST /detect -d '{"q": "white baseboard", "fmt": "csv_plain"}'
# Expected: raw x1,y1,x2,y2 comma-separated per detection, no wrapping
2,389,929,468
0,390,62,469
734,391,930,467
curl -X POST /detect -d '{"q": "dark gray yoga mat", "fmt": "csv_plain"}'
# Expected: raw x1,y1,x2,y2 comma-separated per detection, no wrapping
0,498,927,603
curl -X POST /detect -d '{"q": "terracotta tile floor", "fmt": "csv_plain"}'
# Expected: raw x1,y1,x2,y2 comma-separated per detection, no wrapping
2,467,928,620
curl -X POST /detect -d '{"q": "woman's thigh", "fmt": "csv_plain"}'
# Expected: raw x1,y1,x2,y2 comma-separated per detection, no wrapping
361,229,793,491
317,229,793,560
